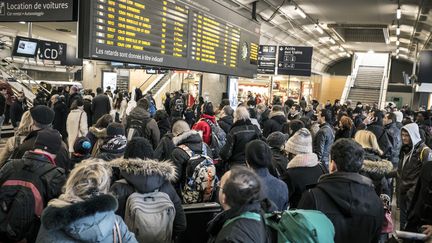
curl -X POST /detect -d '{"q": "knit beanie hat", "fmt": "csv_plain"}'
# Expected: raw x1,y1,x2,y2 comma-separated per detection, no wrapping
124,137,154,159
172,120,190,136
30,105,55,125
100,135,127,154
34,128,62,155
267,131,289,149
73,137,92,155
107,123,125,137
245,140,272,168
285,128,313,155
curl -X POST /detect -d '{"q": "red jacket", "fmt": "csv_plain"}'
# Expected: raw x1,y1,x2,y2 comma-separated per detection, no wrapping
193,114,216,145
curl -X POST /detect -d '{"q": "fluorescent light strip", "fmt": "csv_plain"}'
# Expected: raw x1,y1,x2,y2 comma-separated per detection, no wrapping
396,26,401,36
295,7,307,19
397,8,401,20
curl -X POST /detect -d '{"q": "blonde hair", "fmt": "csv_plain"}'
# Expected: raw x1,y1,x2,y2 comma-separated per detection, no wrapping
234,106,250,123
354,130,383,155
16,111,32,136
53,159,112,205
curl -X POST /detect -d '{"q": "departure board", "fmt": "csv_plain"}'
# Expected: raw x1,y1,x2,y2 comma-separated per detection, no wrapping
79,0,260,77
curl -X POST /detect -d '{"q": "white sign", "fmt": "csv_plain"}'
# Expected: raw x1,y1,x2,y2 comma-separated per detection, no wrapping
228,77,238,108
102,72,117,92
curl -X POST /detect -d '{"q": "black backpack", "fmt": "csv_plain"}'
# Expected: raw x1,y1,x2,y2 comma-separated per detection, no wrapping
0,161,56,241
126,117,150,141
174,98,184,113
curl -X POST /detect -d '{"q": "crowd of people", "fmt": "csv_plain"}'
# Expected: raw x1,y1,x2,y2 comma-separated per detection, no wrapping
0,84,432,243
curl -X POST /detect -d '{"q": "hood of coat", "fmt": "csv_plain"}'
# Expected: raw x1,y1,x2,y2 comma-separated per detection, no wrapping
220,115,233,126
269,111,286,119
317,172,376,217
287,153,319,169
89,127,107,139
200,114,216,124
270,111,287,125
402,123,422,147
42,194,118,242
172,129,202,146
129,106,150,120
111,158,177,192
360,158,393,176
83,95,93,101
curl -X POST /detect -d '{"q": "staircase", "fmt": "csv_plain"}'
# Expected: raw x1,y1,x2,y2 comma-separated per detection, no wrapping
149,72,172,95
0,59,50,107
346,65,385,106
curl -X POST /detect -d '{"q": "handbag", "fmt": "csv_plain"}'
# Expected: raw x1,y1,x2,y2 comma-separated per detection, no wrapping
381,194,394,234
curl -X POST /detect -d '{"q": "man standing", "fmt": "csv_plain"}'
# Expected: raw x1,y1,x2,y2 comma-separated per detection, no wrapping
91,87,111,125
10,91,28,128
66,85,81,111
384,112,402,168
299,139,384,243
313,109,335,169
0,87,8,138
51,94,68,140
398,123,432,229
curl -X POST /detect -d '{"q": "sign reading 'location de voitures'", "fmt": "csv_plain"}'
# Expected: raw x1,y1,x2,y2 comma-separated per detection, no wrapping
0,0,77,22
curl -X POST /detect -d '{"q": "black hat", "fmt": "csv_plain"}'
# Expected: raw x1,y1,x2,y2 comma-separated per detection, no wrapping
246,140,272,168
73,137,92,155
267,132,289,149
107,123,125,137
34,129,62,155
124,137,154,159
30,105,55,125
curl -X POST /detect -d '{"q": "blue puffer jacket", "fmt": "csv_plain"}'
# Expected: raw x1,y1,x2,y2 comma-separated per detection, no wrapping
36,194,137,243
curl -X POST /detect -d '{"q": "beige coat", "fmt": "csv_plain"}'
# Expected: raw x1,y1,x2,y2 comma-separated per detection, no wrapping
66,108,88,153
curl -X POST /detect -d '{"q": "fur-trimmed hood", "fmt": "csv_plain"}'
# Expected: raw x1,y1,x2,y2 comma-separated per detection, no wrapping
41,194,118,241
172,129,202,146
89,126,107,139
269,111,286,119
360,158,393,180
111,158,177,193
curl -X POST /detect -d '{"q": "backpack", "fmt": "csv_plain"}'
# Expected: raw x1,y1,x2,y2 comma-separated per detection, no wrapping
0,162,55,241
203,119,226,158
126,117,150,141
124,191,176,243
174,98,184,113
149,100,156,117
179,144,217,204
265,209,335,243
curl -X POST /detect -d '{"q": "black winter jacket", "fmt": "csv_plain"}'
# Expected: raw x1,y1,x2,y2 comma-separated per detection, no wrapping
91,94,111,124
157,117,171,139
298,172,384,243
154,133,175,161
126,106,160,149
335,126,355,141
207,202,268,243
10,100,28,127
218,116,233,134
270,148,288,178
219,119,262,167
365,123,392,159
263,111,287,138
52,101,68,139
360,149,393,195
110,158,186,237
313,123,335,166
385,122,402,166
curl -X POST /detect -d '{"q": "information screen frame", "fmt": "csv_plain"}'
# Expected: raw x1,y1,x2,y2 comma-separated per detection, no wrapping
12,36,39,58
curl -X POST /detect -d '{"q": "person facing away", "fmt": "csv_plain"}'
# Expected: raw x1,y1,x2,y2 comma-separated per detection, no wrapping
91,87,111,125
0,128,66,243
298,138,384,243
219,106,262,169
192,101,217,145
50,94,68,140
110,137,186,241
245,140,289,211
87,114,113,156
218,105,234,134
10,91,28,128
363,110,393,159
207,167,271,243
266,131,289,178
66,99,88,153
313,108,335,169
383,112,402,168
263,105,287,138
398,123,432,229
281,128,325,209
36,159,137,243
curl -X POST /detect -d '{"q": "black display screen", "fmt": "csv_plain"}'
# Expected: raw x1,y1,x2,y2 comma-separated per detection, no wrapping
12,36,39,58
79,0,260,77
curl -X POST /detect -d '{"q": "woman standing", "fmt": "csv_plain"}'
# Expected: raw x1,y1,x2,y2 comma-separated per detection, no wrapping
66,99,88,153
335,115,356,140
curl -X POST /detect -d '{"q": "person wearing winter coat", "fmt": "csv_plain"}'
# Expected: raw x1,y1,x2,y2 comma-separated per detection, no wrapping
207,167,271,243
10,91,28,128
398,123,432,229
66,99,88,153
245,140,289,211
69,137,92,173
363,110,393,159
354,130,393,195
66,85,81,111
0,110,32,167
87,114,113,155
155,132,175,161
313,109,335,169
154,110,171,138
192,102,217,145
110,138,186,239
96,123,127,162
263,105,287,138
51,94,68,140
83,93,93,128
36,159,137,243
281,128,325,208
1,129,66,243
170,120,212,194
218,105,234,134
266,131,289,178
298,139,384,243
126,98,160,149
219,106,262,168
91,87,111,125
257,103,270,129
335,115,356,140
384,112,402,167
